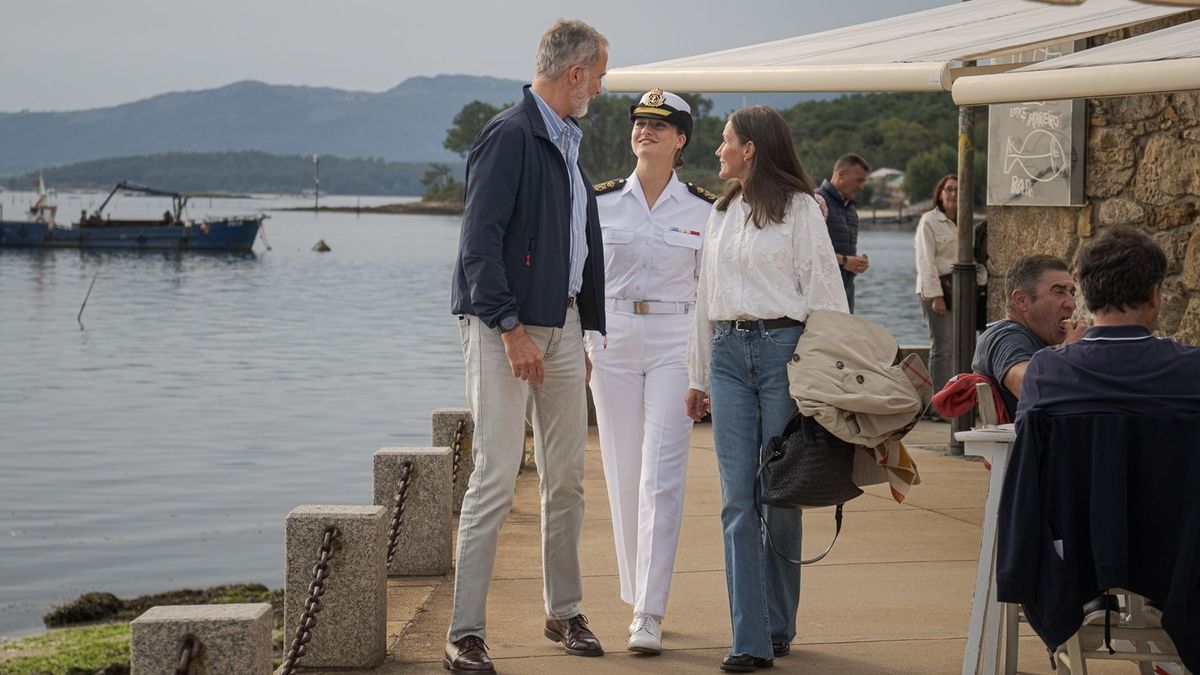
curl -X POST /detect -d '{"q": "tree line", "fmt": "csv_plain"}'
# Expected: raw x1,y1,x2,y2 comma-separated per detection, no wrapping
1,152,457,197
424,91,988,208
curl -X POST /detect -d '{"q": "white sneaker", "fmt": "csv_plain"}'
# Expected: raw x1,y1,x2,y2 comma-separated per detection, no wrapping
628,615,662,655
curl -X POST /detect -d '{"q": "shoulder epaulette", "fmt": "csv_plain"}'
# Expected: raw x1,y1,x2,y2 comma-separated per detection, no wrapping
686,182,718,203
593,178,626,195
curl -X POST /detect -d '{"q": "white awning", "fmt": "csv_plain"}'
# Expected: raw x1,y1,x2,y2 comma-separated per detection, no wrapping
1029,1,1200,6
952,19,1200,103
604,0,1189,94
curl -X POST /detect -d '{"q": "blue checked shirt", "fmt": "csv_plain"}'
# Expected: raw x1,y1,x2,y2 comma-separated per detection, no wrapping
530,89,588,298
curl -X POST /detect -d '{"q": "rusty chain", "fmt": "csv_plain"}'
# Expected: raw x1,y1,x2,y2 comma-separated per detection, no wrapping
450,419,467,488
279,525,340,675
386,460,415,564
175,633,201,675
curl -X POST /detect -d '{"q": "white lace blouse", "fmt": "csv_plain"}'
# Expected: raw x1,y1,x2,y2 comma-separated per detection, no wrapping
686,191,849,392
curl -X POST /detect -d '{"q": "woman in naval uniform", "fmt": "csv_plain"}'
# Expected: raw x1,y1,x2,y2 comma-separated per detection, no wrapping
587,88,715,655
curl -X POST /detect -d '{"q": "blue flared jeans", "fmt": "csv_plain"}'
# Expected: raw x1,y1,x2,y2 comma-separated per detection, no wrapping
708,321,805,659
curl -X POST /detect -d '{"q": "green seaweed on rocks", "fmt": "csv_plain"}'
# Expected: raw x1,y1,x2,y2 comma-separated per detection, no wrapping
2,584,284,675
0,623,130,675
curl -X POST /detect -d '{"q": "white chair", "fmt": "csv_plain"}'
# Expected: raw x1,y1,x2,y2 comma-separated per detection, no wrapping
975,381,999,427
1056,590,1191,675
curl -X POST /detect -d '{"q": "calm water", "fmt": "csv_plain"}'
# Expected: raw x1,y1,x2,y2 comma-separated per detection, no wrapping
0,190,925,637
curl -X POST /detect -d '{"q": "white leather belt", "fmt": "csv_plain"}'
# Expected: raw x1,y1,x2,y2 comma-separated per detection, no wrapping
606,298,694,315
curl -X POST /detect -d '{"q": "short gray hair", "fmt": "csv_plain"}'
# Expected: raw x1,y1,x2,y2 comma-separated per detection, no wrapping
535,19,607,81
834,153,870,174
1005,254,1068,312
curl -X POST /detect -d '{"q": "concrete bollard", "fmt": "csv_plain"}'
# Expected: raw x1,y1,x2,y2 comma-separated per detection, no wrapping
130,603,272,675
432,408,474,514
374,447,453,576
284,505,387,670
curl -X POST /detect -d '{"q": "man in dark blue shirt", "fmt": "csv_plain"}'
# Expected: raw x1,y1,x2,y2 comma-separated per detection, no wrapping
1000,228,1200,668
817,154,870,312
971,254,1086,419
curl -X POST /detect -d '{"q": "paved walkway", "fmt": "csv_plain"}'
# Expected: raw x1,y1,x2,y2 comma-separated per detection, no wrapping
311,421,1135,674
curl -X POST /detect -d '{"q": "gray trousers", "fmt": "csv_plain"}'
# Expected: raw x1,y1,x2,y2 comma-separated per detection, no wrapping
920,296,954,393
448,308,589,642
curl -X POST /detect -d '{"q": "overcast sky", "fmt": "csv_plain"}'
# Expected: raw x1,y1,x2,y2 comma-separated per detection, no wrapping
2,0,953,112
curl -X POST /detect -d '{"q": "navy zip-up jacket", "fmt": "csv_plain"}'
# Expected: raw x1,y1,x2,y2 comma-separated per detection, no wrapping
451,85,605,333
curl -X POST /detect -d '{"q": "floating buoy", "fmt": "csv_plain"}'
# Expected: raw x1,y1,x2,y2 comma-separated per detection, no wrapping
312,239,331,252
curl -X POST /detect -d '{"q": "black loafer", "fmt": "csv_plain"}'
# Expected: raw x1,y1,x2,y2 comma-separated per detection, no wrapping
720,653,774,672
772,642,791,657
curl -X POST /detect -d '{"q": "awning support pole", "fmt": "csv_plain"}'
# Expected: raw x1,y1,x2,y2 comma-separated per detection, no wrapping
950,104,978,454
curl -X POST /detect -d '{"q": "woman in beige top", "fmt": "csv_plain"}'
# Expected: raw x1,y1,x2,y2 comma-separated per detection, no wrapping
914,174,986,393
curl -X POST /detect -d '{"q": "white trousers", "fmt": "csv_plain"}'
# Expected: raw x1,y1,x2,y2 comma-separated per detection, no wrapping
448,309,588,642
587,310,694,619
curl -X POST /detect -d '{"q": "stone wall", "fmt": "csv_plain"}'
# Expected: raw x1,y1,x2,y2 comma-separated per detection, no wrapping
985,17,1200,343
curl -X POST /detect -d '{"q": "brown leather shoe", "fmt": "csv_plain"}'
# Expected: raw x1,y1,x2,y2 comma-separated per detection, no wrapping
444,635,495,673
544,614,604,656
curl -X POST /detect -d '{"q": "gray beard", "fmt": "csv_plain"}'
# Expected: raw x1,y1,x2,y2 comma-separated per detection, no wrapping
569,84,591,117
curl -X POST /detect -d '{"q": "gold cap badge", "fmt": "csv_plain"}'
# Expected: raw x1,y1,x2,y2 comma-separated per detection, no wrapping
644,88,665,107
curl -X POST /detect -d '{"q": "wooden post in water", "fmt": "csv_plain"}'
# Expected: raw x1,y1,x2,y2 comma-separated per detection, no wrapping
313,154,321,210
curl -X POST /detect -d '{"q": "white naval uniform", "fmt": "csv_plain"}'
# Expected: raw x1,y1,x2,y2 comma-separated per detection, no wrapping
586,171,715,619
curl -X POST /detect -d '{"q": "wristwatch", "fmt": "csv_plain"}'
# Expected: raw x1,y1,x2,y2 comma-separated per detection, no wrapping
499,315,521,333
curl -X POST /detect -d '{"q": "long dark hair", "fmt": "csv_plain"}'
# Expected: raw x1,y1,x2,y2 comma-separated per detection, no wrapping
714,105,815,229
932,173,957,216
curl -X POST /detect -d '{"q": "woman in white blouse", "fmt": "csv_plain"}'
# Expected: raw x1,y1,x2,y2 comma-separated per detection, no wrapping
684,105,848,672
914,174,965,393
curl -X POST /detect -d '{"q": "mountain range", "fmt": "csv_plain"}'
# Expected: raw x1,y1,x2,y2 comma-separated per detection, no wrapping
0,75,834,177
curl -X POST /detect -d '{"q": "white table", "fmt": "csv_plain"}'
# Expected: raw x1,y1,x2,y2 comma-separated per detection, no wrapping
957,425,1018,675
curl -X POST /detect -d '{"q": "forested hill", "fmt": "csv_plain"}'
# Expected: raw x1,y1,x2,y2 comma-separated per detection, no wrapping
2,88,981,201
0,152,458,197
0,76,519,176
575,91,984,202
0,75,834,177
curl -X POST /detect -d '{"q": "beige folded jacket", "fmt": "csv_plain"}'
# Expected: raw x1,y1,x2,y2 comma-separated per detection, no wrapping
788,309,933,448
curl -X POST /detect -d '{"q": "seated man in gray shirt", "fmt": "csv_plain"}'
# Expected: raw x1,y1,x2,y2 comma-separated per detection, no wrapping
972,254,1087,419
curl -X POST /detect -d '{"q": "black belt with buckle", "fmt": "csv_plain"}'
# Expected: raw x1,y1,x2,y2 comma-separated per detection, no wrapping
725,317,803,332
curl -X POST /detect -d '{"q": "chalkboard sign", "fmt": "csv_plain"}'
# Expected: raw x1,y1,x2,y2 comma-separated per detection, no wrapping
987,43,1086,207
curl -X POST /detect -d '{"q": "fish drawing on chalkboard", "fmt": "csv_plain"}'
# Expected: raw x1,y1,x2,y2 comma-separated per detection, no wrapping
1004,129,1067,182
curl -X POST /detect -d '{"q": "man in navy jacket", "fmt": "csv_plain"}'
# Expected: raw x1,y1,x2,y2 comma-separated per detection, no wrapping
817,153,870,312
997,229,1200,669
445,19,609,675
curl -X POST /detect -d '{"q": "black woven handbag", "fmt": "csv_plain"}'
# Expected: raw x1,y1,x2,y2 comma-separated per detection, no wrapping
757,413,863,564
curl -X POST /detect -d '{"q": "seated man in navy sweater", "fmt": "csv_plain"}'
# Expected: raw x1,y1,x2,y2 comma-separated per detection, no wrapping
999,228,1200,667
1016,228,1200,419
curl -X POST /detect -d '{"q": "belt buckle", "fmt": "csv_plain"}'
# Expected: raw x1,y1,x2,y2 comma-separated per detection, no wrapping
733,319,752,331
633,301,651,315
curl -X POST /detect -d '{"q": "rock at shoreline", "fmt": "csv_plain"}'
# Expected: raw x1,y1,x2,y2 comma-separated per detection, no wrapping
43,584,282,628
43,593,123,627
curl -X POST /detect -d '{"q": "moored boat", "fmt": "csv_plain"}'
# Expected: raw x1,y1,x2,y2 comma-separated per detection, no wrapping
0,181,262,251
